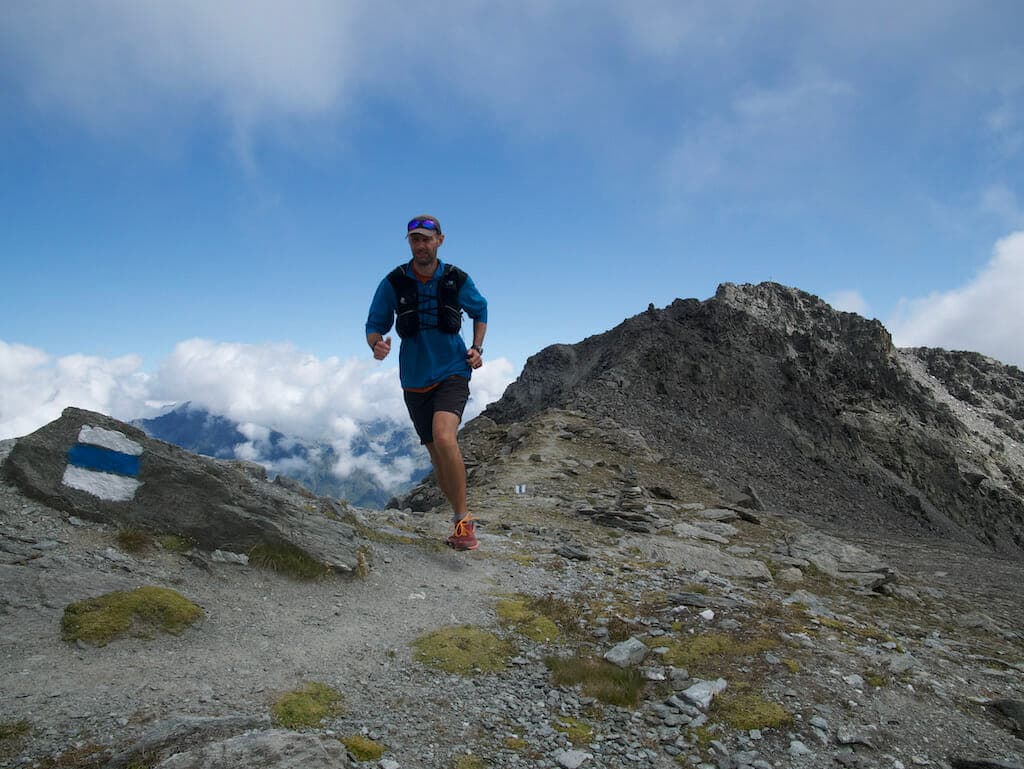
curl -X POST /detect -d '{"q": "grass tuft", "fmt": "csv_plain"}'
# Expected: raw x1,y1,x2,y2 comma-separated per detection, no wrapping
30,742,111,768
0,720,31,761
342,734,384,761
116,526,154,554
157,534,193,553
271,682,344,728
661,632,780,674
545,655,645,708
61,586,203,646
712,692,792,731
249,540,330,581
0,720,30,742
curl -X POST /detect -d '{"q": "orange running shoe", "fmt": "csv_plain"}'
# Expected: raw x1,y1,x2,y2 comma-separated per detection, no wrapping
446,514,479,551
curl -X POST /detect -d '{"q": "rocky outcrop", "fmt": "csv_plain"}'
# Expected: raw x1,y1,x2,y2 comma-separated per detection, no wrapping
483,282,1024,554
1,407,363,573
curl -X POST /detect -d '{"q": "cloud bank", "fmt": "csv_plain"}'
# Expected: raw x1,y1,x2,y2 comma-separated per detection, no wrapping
888,230,1024,368
0,342,148,440
0,339,517,490
825,290,871,317
6,3,1013,150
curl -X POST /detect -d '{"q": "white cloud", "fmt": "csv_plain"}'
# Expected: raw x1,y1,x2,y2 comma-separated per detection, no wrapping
888,231,1024,368
1,1,360,131
825,290,871,317
667,77,856,200
237,422,271,443
980,184,1024,229
465,357,517,421
2,0,1016,174
149,339,406,438
0,337,519,494
0,341,148,439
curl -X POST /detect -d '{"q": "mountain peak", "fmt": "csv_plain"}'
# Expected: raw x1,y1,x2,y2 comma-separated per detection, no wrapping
483,283,1023,553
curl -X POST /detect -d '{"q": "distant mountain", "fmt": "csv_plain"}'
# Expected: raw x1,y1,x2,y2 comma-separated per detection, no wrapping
133,403,430,507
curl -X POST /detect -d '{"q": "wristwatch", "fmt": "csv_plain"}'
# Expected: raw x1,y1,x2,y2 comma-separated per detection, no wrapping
471,345,484,355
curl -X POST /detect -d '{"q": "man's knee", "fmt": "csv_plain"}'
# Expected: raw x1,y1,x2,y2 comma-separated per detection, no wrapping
432,428,459,451
431,413,460,450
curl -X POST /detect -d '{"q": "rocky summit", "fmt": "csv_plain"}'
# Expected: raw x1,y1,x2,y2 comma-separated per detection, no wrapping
1,283,1023,769
485,282,1024,554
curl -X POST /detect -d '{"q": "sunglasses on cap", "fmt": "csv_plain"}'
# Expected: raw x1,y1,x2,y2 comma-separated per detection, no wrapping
407,218,440,233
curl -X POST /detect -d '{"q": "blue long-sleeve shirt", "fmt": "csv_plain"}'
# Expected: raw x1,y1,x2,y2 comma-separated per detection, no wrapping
365,258,488,389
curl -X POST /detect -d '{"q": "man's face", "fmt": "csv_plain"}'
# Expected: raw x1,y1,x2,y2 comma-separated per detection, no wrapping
408,231,443,268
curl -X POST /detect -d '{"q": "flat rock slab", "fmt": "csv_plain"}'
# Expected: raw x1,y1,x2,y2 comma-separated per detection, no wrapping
154,729,351,769
106,714,269,769
775,526,893,585
672,521,729,544
626,537,772,580
553,748,594,768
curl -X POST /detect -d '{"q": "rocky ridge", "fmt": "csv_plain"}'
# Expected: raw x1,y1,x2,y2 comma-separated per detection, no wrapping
483,283,1024,554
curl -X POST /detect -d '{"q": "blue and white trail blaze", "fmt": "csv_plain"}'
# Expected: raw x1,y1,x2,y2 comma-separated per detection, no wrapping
61,425,143,501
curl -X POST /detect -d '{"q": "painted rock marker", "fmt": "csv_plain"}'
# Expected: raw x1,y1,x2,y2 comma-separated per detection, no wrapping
61,425,143,502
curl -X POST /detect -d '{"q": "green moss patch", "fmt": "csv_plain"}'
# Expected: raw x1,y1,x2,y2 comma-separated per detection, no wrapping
662,632,780,673
412,625,514,675
497,599,560,642
157,534,193,553
545,655,645,708
554,716,595,746
248,540,329,581
712,693,792,731
342,734,384,761
61,586,203,646
271,682,344,729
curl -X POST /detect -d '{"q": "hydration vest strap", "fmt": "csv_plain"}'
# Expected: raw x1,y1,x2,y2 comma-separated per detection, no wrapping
386,263,468,339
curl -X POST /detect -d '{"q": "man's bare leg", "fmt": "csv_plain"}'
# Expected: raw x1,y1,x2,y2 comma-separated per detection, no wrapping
426,410,467,520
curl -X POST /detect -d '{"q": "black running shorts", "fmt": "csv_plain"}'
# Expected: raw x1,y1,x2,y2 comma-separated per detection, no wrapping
403,375,471,445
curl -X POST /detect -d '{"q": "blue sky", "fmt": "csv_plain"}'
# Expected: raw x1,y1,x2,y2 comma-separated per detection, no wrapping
2,2,1024,451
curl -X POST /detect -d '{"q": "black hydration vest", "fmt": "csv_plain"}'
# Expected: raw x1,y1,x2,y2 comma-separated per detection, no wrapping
387,262,468,339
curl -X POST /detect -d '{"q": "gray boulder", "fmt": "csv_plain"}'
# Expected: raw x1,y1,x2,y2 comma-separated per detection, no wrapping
604,636,649,668
106,715,269,769
2,407,363,574
154,729,351,769
681,678,728,709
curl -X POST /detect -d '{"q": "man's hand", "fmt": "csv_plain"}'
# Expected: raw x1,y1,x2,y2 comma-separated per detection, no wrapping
372,335,392,360
466,346,482,369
